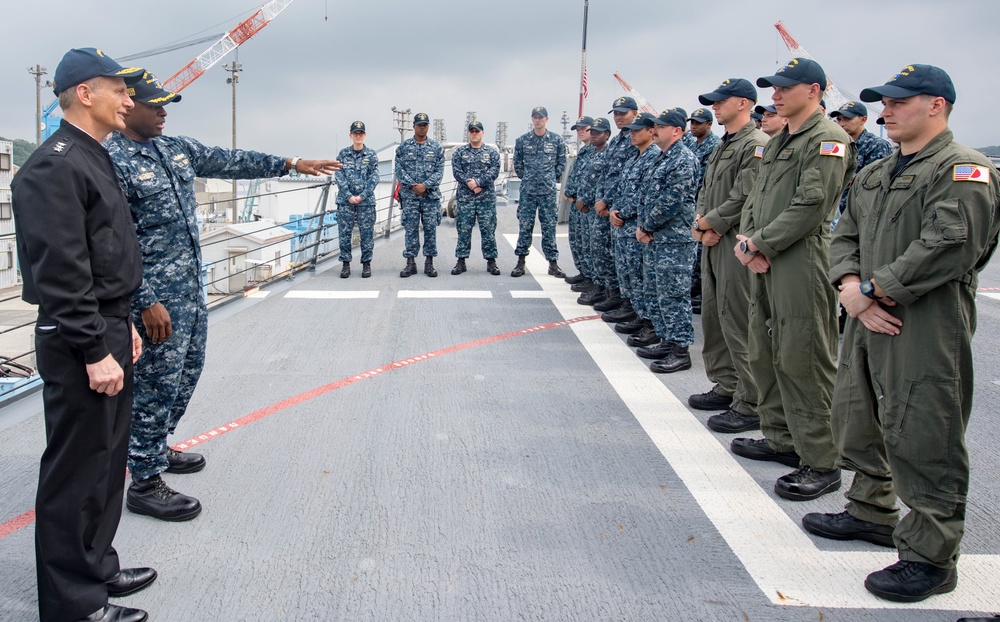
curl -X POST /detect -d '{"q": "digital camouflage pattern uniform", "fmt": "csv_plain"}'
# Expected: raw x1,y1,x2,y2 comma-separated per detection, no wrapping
565,143,595,278
612,144,662,321
640,140,698,345
106,133,288,481
513,129,567,259
830,129,1000,569
395,136,445,258
451,142,501,259
831,128,894,230
578,145,617,289
698,122,768,416
335,144,380,263
740,109,856,471
596,128,638,291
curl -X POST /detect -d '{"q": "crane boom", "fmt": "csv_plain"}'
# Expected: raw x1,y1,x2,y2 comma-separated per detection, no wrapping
164,0,295,92
612,73,659,115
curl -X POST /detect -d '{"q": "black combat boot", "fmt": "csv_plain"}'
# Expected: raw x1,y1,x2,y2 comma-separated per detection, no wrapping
571,279,597,293
340,262,350,278
649,343,692,373
577,286,607,306
548,260,566,278
627,320,660,347
601,300,636,323
361,262,371,278
400,257,417,278
565,272,587,284
593,289,624,312
511,255,527,277
451,258,467,275
614,317,645,334
486,259,500,275
424,257,438,277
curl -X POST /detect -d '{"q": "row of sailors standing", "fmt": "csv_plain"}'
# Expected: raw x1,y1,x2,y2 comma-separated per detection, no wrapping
561,58,1000,606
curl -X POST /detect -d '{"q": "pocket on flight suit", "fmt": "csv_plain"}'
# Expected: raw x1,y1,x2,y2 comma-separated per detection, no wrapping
887,378,957,470
775,315,815,381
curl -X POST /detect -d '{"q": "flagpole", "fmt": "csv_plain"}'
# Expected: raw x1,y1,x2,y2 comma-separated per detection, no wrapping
578,0,589,119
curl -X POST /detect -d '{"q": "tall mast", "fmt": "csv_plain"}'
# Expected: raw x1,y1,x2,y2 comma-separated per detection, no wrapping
578,0,589,118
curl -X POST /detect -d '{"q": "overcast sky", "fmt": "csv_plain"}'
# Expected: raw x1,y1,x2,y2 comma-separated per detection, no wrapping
3,0,998,157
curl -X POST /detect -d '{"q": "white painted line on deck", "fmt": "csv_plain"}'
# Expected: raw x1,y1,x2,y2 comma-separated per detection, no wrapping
510,290,551,299
245,290,271,299
397,290,493,299
509,234,1000,612
979,292,1000,301
284,291,380,299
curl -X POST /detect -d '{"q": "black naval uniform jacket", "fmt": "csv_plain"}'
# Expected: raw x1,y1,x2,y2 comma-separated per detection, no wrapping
13,120,142,362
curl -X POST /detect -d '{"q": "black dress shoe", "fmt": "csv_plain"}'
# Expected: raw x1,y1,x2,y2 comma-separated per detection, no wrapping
614,318,645,334
637,343,672,360
627,324,660,347
107,567,158,597
361,262,371,278
864,560,957,603
649,344,692,373
730,437,800,467
340,262,350,278
577,287,607,306
774,466,841,501
547,260,566,278
565,273,587,284
601,301,636,323
165,448,205,474
127,475,202,522
77,605,148,622
689,388,733,411
707,409,760,433
801,511,895,548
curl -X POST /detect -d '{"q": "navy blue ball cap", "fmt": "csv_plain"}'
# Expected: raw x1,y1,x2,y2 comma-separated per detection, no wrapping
820,99,827,110
830,101,867,119
757,57,828,90
590,117,613,133
468,121,484,132
698,78,758,105
571,115,594,130
876,116,885,125
754,103,777,115
609,96,638,113
859,64,956,104
413,112,430,125
652,109,687,129
350,120,366,133
625,112,657,130
128,71,181,106
53,47,143,96
688,108,713,124
531,106,548,118
750,111,763,121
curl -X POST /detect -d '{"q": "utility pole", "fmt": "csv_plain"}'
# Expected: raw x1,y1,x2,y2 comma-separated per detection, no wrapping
28,65,48,146
384,106,412,238
225,60,242,222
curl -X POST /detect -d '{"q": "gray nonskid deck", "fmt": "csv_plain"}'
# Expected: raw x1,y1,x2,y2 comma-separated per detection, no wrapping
1,208,998,621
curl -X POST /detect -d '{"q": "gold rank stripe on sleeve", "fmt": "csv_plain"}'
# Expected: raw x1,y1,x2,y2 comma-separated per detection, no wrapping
953,164,991,183
819,142,846,157
754,146,765,158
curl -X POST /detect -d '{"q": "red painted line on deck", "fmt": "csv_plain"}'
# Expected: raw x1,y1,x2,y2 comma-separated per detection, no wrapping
0,315,599,539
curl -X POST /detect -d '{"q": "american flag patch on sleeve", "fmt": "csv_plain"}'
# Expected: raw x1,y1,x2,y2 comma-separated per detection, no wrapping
819,142,846,157
953,164,990,183
754,146,764,158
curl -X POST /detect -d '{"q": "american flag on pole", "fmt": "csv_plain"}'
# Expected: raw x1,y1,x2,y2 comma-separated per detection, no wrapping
582,68,589,100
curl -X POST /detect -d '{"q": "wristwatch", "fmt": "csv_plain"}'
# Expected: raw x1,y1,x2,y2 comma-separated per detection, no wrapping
739,240,757,255
692,217,703,232
289,157,301,171
860,280,881,300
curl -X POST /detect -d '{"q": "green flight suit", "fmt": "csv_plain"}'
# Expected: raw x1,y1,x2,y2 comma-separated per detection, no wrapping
698,121,768,416
829,128,1000,569
741,109,856,471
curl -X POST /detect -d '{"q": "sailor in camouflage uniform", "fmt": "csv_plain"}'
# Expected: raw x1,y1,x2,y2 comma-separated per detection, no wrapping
829,101,894,230
335,120,380,278
395,112,445,277
511,106,568,278
609,112,662,349
563,116,595,285
635,109,699,373
575,118,618,306
686,107,720,314
106,72,339,521
584,97,639,317
450,121,501,275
